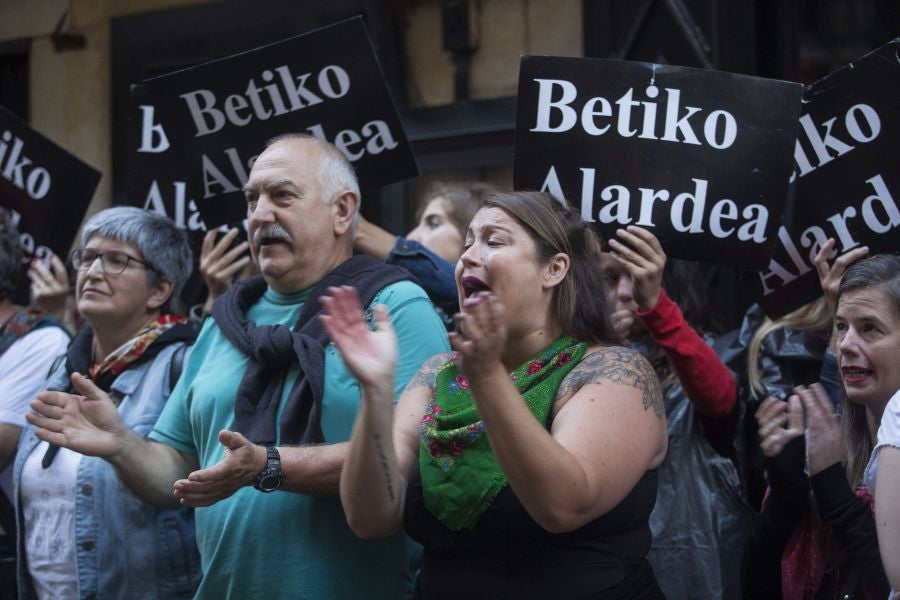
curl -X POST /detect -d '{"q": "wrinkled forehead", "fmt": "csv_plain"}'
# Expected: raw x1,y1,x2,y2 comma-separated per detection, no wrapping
466,206,518,235
249,139,320,181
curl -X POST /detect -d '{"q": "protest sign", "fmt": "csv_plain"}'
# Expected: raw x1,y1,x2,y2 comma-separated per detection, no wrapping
514,56,802,269
755,38,900,318
123,87,220,310
0,104,100,300
140,16,417,228
127,85,208,233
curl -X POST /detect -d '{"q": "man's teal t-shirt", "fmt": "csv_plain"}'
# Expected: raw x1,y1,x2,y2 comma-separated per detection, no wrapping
150,280,450,599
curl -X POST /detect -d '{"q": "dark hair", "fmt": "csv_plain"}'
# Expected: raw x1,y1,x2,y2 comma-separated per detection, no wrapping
837,253,900,316
419,181,494,240
0,208,23,301
482,191,617,345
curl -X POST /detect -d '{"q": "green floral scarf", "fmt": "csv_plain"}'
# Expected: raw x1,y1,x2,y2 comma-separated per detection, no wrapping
419,335,587,530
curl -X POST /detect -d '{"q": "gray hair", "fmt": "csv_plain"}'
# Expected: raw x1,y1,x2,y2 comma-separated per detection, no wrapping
837,253,900,316
80,207,193,305
264,133,361,234
0,208,23,301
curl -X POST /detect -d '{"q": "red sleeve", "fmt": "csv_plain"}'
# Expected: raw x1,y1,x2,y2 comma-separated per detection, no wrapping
636,288,736,418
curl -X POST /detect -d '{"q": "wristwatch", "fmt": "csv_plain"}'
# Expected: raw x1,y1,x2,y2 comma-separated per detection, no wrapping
253,447,283,493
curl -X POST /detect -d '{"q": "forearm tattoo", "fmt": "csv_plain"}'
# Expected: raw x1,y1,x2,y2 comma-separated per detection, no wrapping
372,432,395,502
557,346,665,419
403,352,456,394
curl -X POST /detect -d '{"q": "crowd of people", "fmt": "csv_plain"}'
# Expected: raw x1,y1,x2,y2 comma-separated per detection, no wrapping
0,132,897,599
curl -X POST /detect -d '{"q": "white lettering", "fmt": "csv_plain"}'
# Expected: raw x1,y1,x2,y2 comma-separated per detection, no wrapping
137,105,169,153
540,166,565,203
579,167,596,222
144,180,205,231
860,174,899,233
671,178,706,233
362,120,398,155
531,79,578,133
709,198,737,238
737,204,768,242
825,206,860,250
759,257,800,295
844,104,880,143
179,64,354,137
598,185,632,225
581,97,612,136
201,155,240,199
798,113,854,168
636,188,669,226
704,110,737,149
223,94,253,127
661,88,702,145
0,131,53,200
181,90,226,136
318,65,351,99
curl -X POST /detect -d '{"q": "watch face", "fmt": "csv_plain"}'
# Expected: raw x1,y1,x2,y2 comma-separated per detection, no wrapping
257,473,282,492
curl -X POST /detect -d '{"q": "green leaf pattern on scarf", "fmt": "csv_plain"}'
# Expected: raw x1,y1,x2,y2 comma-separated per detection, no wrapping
419,336,587,530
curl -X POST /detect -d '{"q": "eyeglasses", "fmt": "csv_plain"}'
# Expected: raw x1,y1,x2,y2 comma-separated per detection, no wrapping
70,248,155,275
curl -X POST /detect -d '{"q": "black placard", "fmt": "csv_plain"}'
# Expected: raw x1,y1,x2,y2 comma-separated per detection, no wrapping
125,88,247,310
139,16,418,228
126,85,210,232
754,39,900,318
514,56,802,269
0,104,100,297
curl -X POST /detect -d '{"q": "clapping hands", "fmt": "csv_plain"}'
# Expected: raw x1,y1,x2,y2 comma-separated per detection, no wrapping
755,383,844,475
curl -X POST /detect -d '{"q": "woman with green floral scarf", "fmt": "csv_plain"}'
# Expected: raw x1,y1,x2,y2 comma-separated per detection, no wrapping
323,191,669,599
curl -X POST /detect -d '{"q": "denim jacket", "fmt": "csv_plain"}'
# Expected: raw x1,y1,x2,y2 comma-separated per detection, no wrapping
386,237,457,329
14,342,201,600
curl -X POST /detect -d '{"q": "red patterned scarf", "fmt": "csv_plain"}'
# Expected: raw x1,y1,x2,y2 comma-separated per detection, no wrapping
89,314,187,381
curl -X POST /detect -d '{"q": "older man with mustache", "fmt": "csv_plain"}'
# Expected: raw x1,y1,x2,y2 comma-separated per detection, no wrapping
27,134,450,599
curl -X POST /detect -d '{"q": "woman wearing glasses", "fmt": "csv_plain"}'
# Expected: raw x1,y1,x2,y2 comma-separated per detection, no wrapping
12,207,200,599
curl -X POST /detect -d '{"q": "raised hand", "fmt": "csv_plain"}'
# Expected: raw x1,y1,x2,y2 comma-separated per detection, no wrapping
813,238,869,314
28,253,70,316
756,395,804,458
608,225,665,311
320,285,397,389
173,429,264,507
797,383,844,475
450,292,507,380
27,373,129,458
200,228,251,306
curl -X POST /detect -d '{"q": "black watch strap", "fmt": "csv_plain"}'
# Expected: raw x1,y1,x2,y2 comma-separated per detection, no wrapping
253,446,283,492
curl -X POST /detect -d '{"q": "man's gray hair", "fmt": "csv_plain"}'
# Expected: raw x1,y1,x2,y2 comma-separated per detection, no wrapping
264,133,361,234
80,206,193,301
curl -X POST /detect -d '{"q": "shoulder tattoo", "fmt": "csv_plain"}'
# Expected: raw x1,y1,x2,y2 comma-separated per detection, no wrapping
558,346,664,419
403,352,457,394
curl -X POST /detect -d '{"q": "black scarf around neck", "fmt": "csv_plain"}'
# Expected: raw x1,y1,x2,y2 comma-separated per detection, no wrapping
212,255,412,446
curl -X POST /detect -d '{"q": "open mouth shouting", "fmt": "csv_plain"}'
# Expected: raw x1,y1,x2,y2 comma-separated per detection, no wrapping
460,276,491,307
841,365,873,385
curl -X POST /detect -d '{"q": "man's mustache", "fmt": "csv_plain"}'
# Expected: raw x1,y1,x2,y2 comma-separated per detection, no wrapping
252,223,291,246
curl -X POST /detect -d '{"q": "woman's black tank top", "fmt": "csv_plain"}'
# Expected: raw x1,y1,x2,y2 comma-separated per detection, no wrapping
404,465,665,599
